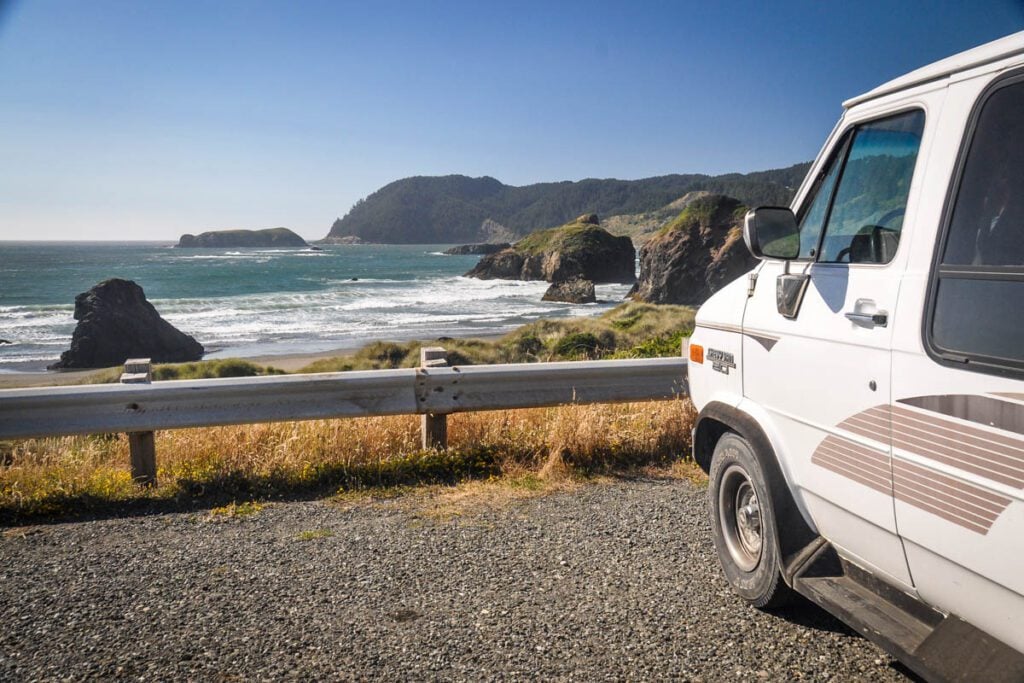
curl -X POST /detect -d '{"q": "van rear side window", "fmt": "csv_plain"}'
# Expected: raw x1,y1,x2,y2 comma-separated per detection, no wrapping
928,71,1024,376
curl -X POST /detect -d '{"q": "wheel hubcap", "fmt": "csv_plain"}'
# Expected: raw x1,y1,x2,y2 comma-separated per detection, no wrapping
719,465,763,572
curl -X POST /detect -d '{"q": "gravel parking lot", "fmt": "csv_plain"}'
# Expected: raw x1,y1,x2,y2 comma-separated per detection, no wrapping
0,476,911,681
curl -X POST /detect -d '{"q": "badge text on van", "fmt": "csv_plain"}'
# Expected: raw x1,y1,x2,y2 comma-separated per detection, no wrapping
706,348,736,375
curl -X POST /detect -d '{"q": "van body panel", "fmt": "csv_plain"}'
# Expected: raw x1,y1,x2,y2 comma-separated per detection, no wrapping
887,66,1024,651
690,32,1024,664
902,538,1024,654
739,86,944,588
689,272,750,411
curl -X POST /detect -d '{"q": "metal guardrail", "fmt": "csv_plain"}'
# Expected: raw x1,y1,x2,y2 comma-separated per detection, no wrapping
0,348,688,484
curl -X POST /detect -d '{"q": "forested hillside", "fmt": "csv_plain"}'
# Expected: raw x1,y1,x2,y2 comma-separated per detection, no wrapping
325,163,811,244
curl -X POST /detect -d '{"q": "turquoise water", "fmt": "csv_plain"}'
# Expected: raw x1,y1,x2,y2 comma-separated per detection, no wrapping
0,242,633,372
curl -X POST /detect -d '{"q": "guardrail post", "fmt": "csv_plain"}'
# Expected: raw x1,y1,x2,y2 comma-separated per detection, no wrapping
120,359,156,486
419,347,448,449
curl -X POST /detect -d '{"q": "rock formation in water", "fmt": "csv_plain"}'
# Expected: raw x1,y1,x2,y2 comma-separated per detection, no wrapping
542,277,597,304
177,228,307,248
443,243,511,255
466,214,635,284
629,195,756,305
49,279,204,369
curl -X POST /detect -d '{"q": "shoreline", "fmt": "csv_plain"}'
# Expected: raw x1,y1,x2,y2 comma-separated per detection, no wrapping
0,332,507,389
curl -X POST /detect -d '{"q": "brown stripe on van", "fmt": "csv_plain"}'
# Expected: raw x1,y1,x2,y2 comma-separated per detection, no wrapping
898,395,1024,437
889,407,1024,464
894,463,1009,523
831,404,1024,486
892,435,1024,489
889,403,1024,455
811,435,892,496
893,481,997,529
887,420,1024,486
817,437,890,468
837,404,890,442
892,486,991,535
894,458,1012,514
818,404,1018,534
887,411,1024,488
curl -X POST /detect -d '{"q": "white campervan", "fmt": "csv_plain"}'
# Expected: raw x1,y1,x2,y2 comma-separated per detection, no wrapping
688,32,1024,681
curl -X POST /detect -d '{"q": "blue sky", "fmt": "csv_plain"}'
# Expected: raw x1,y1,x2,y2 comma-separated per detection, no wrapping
1,1,1022,241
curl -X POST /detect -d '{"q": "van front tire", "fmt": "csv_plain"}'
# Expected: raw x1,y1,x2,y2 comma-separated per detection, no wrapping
708,432,792,609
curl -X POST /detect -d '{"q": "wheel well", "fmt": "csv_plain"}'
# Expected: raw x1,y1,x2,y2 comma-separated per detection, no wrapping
694,402,818,581
693,416,731,474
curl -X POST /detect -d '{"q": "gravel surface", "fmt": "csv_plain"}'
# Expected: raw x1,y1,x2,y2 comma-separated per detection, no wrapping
0,477,911,681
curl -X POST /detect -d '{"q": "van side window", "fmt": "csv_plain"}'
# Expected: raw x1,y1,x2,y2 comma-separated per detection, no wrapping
816,110,925,264
929,75,1024,374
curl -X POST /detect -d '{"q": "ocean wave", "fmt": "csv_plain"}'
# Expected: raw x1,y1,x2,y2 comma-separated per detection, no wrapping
0,242,630,371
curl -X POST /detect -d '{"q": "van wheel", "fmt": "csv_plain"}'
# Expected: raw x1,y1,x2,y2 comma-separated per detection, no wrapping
708,432,792,609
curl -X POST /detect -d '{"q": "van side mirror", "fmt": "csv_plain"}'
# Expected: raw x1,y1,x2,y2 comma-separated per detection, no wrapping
743,207,800,260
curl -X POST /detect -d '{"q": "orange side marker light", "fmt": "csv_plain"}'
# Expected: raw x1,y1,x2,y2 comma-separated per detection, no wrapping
689,343,704,364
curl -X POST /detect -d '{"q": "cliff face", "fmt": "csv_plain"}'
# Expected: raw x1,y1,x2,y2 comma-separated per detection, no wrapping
629,195,757,306
177,228,307,248
466,214,635,284
50,279,204,369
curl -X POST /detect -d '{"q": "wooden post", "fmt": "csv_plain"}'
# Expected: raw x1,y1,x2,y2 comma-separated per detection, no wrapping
419,347,448,450
120,359,156,486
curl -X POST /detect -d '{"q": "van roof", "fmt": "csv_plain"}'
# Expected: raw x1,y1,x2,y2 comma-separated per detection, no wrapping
844,31,1024,108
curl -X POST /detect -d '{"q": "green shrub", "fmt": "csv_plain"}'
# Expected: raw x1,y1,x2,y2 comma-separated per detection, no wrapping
552,332,603,358
152,359,284,381
612,331,687,359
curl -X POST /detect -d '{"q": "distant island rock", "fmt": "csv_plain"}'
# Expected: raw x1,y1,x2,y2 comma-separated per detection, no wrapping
177,228,307,248
542,277,596,304
443,243,511,255
466,214,635,284
49,279,204,369
629,194,757,305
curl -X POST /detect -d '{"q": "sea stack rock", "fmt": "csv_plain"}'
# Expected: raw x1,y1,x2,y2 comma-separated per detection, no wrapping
629,194,757,305
49,279,204,369
466,214,635,283
542,277,597,304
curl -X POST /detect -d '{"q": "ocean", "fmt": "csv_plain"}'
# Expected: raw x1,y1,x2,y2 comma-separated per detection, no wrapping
0,242,634,373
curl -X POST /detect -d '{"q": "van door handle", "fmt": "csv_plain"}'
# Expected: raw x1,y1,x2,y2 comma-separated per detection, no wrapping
845,311,888,327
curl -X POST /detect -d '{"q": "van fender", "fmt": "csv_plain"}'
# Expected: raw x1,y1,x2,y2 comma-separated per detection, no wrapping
693,400,819,582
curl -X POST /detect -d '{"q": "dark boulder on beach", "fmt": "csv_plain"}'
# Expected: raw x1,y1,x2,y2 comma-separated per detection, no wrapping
466,214,635,284
542,277,596,304
49,279,204,369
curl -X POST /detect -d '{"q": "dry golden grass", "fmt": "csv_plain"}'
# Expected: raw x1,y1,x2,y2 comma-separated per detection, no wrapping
0,399,699,522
